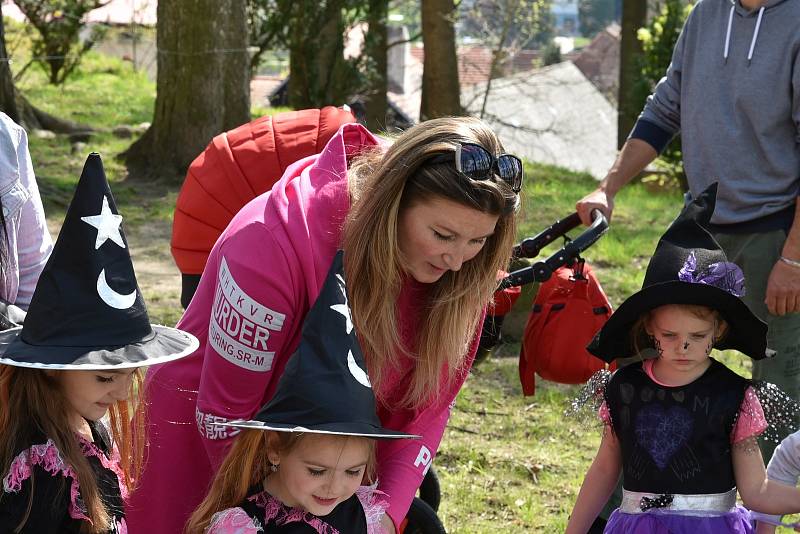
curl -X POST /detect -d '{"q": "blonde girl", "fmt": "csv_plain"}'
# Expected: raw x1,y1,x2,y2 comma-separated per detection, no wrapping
567,186,800,534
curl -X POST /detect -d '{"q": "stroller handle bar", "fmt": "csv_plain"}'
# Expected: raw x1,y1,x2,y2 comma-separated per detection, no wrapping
498,210,608,290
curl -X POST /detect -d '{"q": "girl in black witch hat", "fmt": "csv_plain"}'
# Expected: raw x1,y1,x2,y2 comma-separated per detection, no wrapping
186,251,417,533
0,154,198,533
566,185,800,534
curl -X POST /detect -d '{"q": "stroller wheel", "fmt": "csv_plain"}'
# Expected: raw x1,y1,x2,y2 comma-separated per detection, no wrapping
401,497,447,534
418,467,441,511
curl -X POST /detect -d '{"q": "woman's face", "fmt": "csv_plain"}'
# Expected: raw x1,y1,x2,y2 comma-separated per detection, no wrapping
56,369,136,426
268,433,371,516
397,196,499,284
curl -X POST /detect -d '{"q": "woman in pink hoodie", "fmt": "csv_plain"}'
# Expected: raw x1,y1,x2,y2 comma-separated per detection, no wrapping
127,117,523,533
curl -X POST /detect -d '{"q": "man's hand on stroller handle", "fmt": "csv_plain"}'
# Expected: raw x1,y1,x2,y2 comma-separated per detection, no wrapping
577,138,659,226
576,189,613,226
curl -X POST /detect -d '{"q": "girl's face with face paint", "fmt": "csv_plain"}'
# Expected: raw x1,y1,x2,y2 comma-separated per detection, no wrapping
646,304,722,384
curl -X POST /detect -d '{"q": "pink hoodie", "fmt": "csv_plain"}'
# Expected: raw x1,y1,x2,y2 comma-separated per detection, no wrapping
126,123,480,532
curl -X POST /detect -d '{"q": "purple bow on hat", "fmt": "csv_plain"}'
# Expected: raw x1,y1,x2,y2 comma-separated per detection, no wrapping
677,251,746,297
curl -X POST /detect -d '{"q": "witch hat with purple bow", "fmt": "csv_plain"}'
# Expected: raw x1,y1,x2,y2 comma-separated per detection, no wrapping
588,183,769,362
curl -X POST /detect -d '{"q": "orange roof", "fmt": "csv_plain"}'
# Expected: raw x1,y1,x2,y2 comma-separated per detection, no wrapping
410,45,542,88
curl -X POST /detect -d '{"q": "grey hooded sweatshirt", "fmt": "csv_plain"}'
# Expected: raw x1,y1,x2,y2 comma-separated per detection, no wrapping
631,0,800,226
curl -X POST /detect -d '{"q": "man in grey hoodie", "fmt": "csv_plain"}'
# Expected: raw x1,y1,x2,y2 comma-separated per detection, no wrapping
579,0,800,449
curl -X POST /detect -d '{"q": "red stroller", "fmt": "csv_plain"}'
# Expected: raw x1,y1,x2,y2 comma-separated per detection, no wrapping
479,210,613,394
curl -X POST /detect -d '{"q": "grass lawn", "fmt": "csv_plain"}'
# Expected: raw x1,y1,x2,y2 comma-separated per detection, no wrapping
18,48,776,533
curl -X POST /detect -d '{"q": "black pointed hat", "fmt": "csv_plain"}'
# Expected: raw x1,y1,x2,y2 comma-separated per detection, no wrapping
225,251,418,440
588,183,770,362
0,153,198,369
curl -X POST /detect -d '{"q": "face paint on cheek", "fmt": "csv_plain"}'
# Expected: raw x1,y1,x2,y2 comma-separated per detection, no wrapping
650,335,663,357
705,339,714,357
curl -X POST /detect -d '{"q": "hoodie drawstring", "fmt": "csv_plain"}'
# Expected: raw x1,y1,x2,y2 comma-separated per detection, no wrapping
723,4,735,60
747,6,765,62
723,3,766,63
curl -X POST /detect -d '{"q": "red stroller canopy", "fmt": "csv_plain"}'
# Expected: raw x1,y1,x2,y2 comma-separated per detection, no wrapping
171,106,357,275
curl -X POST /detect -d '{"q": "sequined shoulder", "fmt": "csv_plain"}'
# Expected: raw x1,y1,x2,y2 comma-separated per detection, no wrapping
565,368,613,418
750,381,800,445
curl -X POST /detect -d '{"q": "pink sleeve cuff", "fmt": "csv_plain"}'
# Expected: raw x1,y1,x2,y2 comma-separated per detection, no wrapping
598,401,612,425
731,386,767,443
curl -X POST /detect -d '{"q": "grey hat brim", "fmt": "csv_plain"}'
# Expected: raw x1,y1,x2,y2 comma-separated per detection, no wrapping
0,325,199,370
221,419,420,440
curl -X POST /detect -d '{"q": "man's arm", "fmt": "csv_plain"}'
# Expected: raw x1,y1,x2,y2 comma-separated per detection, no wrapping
766,197,800,316
578,7,696,226
576,139,658,225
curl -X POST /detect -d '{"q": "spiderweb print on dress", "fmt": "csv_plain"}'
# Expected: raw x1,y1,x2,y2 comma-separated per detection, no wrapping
744,381,800,445
634,403,693,470
565,369,612,433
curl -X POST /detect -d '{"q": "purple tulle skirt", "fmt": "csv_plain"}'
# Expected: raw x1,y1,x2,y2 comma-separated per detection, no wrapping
605,506,753,534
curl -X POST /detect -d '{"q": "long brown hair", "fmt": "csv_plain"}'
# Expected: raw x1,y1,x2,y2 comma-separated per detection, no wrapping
0,366,146,533
185,430,377,534
343,117,519,409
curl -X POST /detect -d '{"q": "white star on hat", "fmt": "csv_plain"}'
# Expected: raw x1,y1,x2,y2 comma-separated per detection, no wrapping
81,196,125,250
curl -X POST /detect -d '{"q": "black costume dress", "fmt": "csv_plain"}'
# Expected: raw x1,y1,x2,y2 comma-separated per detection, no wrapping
0,420,126,533
595,358,793,533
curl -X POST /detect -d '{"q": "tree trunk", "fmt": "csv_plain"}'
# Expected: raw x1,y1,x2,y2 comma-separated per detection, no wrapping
287,0,352,109
124,0,250,181
420,0,461,120
364,0,388,132
617,0,647,148
0,7,19,122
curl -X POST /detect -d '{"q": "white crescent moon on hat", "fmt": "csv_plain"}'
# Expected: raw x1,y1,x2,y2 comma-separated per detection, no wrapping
347,350,371,388
96,268,136,309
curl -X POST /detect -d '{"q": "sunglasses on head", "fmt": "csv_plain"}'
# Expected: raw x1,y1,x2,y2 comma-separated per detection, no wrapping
429,143,524,194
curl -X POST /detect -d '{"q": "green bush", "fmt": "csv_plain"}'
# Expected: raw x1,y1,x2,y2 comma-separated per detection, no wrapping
633,0,693,190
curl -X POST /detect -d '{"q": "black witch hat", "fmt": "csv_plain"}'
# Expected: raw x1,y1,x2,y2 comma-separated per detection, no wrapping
225,251,417,439
588,183,770,363
0,153,198,369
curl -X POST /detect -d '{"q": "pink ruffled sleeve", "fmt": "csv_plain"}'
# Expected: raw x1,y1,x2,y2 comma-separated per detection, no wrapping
2,439,88,521
206,507,262,533
731,386,767,444
355,484,390,534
